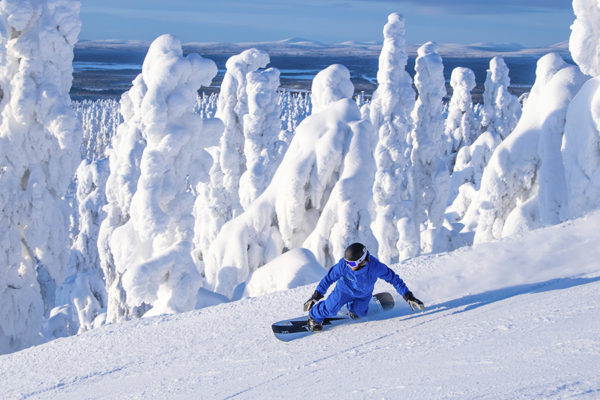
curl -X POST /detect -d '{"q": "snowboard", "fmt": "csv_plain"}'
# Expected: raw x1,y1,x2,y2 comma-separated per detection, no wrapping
272,292,395,342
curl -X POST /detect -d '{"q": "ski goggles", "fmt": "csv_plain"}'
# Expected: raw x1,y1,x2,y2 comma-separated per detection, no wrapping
345,248,368,268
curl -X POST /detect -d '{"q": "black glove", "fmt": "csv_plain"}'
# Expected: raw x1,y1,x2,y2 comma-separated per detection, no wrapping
303,290,324,312
403,291,425,312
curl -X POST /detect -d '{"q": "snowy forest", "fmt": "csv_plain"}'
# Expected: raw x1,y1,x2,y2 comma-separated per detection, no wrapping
1,0,600,356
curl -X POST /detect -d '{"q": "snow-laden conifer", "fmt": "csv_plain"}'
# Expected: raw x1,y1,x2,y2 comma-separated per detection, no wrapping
562,0,600,218
369,13,417,263
0,0,82,353
98,72,149,322
444,67,493,235
193,49,269,269
446,131,501,224
102,34,220,319
463,53,587,243
446,67,480,156
204,64,376,297
410,42,449,254
239,67,282,210
481,57,521,140
570,0,600,77
215,48,270,218
46,159,109,338
74,99,121,161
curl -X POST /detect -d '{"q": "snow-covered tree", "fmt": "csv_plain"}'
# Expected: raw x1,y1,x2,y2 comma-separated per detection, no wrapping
215,48,270,218
570,0,600,78
446,131,501,224
481,57,521,140
368,12,417,263
446,67,480,156
194,92,219,119
239,67,282,210
46,159,109,338
280,89,311,137
303,115,378,268
561,77,600,219
204,64,376,298
443,66,490,232
562,0,600,218
107,34,220,318
193,49,269,267
0,0,82,353
74,98,121,162
462,53,587,243
410,42,449,254
98,76,148,323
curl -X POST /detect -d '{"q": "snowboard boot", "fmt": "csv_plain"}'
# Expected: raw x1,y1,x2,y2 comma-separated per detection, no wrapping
307,316,323,332
348,311,359,320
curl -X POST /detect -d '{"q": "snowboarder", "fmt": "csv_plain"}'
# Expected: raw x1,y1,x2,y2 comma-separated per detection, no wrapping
303,242,424,331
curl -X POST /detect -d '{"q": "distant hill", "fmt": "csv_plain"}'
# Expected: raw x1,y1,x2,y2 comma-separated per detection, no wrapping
76,39,570,58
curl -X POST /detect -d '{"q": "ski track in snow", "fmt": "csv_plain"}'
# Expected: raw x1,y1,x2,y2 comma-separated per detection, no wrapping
2,213,600,399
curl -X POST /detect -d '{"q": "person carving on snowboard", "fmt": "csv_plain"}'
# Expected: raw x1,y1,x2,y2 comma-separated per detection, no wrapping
303,242,424,332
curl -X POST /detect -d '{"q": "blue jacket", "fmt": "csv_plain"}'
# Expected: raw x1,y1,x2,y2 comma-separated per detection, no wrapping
316,254,410,299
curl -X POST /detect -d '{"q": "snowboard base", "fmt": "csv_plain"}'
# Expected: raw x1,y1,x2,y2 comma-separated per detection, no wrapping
272,292,395,342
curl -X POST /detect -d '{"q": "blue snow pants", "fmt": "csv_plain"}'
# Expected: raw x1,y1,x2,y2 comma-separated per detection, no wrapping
309,285,371,323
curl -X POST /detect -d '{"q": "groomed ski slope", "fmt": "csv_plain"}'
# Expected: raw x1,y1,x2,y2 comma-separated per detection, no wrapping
2,212,600,399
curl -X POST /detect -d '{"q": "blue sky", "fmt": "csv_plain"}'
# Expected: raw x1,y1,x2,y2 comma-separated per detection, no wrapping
80,0,574,47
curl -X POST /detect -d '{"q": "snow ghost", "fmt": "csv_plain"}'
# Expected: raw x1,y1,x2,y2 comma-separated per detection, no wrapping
205,64,377,298
105,34,220,319
446,67,479,154
0,0,82,353
410,41,449,254
369,12,417,264
562,75,600,218
570,0,600,77
193,49,270,272
239,67,282,210
481,57,521,140
463,53,587,243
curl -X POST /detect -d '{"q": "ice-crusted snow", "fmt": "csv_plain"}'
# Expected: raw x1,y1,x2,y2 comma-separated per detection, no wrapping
1,212,599,399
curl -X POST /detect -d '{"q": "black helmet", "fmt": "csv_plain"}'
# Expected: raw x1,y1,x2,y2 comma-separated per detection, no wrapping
344,242,368,266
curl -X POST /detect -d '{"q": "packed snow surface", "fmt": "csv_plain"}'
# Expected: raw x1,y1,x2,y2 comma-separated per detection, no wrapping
2,211,599,399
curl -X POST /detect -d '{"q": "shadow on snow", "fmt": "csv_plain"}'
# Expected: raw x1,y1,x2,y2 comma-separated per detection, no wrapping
385,275,600,323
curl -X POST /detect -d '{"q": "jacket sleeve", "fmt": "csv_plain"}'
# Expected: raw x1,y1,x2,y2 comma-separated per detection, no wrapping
378,261,410,296
316,260,343,295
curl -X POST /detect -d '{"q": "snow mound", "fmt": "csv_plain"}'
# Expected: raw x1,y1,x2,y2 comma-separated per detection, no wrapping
233,248,325,300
